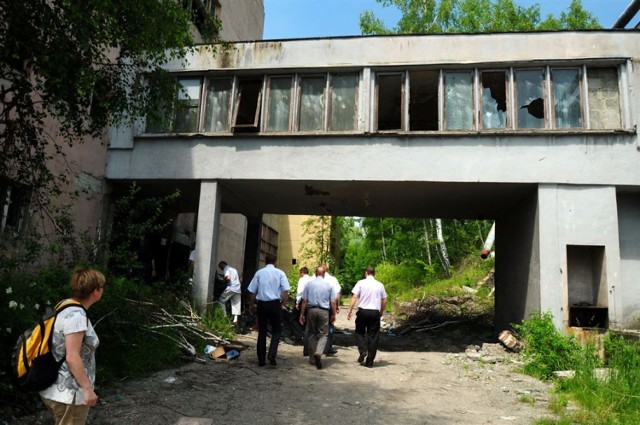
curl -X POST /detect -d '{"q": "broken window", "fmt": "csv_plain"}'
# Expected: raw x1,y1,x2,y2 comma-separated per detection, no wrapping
204,78,232,132
173,78,202,133
587,67,621,129
376,73,403,131
481,71,508,129
329,74,358,131
409,70,439,131
444,71,473,130
552,68,582,128
516,69,545,129
232,78,262,131
266,76,293,132
298,76,325,131
0,180,29,235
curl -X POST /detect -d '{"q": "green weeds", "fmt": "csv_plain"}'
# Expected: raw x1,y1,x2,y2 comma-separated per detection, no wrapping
517,312,640,424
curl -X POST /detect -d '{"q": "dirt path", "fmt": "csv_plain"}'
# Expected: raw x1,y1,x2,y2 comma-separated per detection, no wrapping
17,311,555,425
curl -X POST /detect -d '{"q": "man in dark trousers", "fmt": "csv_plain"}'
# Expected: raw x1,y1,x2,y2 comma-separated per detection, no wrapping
347,266,388,368
298,266,337,370
247,254,290,367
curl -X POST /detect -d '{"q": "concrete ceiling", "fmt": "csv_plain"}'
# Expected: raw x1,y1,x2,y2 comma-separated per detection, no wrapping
219,180,536,220
117,179,536,220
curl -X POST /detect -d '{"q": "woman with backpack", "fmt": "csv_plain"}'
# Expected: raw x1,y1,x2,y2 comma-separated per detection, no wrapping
39,267,105,425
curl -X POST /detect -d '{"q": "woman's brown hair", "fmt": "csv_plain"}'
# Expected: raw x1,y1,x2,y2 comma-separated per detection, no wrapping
70,268,105,300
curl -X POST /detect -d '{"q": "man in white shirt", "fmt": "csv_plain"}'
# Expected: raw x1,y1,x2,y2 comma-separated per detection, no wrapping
295,267,313,357
218,261,242,326
347,266,388,368
322,264,341,356
247,254,290,367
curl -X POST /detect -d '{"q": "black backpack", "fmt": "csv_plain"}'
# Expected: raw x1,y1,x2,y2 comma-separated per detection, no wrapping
11,300,86,392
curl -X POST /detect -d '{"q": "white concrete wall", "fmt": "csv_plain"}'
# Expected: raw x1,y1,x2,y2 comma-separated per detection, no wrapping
495,190,540,331
538,185,622,329
617,193,640,329
218,0,264,41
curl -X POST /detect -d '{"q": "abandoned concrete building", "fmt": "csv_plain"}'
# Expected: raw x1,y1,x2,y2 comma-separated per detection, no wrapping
106,27,640,333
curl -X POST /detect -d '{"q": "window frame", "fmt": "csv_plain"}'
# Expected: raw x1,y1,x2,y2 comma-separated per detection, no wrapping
231,77,264,131
514,67,548,130
478,69,510,130
264,75,295,132
296,73,327,132
550,66,584,129
327,73,360,132
374,71,406,132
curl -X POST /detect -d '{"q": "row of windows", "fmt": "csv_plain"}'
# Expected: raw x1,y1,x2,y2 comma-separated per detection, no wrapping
144,65,624,135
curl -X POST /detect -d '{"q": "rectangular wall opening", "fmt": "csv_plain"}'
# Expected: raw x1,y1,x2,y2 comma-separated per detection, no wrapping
409,70,439,131
377,74,403,130
567,245,608,328
232,79,262,131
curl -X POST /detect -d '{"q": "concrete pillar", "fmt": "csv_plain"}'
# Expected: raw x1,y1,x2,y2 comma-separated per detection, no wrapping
242,215,262,290
193,180,221,311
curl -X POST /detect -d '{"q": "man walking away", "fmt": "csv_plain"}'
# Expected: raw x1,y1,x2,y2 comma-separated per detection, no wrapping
295,267,312,356
217,261,242,326
299,266,337,370
321,264,341,356
247,254,290,367
347,267,388,368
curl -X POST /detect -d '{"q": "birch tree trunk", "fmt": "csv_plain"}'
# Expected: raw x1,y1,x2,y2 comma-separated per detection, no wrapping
435,218,451,277
380,218,387,262
422,219,432,266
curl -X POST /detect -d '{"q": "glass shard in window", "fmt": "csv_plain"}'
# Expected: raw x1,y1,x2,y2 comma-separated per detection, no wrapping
267,77,293,132
298,77,325,131
377,74,402,131
481,71,507,129
553,69,582,128
587,67,621,130
204,78,232,132
516,69,545,129
409,70,439,131
173,78,201,133
444,71,473,130
329,74,358,131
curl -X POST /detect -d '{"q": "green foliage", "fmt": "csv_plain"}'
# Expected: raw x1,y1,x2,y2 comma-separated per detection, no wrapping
360,0,600,35
201,305,236,341
287,265,301,301
1,0,222,241
91,275,184,383
107,182,180,277
514,311,583,380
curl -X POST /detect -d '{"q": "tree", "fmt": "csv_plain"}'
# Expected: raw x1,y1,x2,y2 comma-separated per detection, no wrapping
360,0,600,35
0,0,221,247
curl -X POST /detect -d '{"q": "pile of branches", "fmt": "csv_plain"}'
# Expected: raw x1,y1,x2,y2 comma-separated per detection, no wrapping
101,299,230,358
394,295,493,336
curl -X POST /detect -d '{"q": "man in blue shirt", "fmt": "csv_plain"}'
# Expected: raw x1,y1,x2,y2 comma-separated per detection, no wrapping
247,254,290,367
299,266,337,370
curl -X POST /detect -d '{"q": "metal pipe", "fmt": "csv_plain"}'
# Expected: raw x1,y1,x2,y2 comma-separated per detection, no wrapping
612,0,640,29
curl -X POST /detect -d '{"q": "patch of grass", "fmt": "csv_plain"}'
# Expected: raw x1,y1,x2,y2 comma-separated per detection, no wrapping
201,305,236,341
518,394,536,405
547,394,569,415
518,313,640,424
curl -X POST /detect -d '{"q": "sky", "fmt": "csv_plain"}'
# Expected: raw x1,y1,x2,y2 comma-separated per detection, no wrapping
263,0,638,39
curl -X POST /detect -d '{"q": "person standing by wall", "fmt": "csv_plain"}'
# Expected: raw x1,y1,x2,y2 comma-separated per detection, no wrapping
40,268,106,424
298,266,337,370
347,266,388,368
217,261,242,326
247,254,290,367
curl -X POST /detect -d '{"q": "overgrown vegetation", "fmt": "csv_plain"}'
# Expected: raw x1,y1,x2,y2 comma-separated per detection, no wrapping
515,312,640,424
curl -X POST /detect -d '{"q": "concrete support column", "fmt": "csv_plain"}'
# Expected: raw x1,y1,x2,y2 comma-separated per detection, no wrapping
242,215,263,290
193,180,221,311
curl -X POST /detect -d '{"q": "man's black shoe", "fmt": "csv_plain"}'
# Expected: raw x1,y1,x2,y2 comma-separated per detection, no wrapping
314,354,322,370
258,361,266,367
357,353,366,364
364,360,373,368
325,349,338,356
303,349,308,357
268,356,277,366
